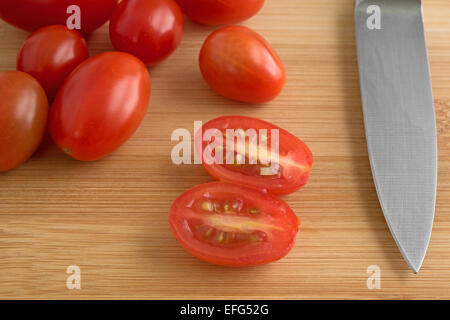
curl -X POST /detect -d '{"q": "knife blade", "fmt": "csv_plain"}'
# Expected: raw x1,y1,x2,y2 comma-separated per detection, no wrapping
354,0,437,273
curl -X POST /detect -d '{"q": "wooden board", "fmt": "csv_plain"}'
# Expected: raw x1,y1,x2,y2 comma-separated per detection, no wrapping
1,0,450,299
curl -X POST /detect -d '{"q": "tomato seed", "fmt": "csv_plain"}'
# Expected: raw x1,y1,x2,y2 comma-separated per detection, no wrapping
201,201,213,212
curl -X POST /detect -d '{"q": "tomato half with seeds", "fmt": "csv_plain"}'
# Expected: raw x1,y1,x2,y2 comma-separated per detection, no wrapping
169,182,300,267
195,116,313,195
199,26,286,103
175,0,265,26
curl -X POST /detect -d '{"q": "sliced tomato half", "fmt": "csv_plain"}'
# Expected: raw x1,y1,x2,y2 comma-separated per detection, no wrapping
195,115,313,195
169,182,300,267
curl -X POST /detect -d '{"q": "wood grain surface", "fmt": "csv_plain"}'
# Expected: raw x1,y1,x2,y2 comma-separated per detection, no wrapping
1,0,450,299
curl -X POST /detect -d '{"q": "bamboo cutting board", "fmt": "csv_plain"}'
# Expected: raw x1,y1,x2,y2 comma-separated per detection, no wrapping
1,0,450,300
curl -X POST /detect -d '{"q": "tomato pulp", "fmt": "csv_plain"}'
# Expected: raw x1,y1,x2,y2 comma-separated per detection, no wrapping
175,0,265,26
0,71,48,171
109,0,184,67
17,25,89,101
199,26,286,103
196,115,313,195
0,0,117,34
169,182,300,267
49,51,150,161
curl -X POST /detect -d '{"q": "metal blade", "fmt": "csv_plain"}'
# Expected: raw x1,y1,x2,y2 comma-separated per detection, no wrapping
355,0,437,273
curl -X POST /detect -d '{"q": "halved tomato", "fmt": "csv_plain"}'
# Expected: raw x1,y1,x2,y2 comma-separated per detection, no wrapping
169,182,300,267
195,116,313,195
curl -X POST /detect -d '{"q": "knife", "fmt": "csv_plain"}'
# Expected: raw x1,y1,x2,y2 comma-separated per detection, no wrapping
354,0,437,273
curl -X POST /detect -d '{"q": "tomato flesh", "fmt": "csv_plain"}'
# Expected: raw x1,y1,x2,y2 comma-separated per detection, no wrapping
109,0,184,67
17,25,89,101
0,71,48,171
199,26,286,103
49,51,150,161
196,116,313,195
169,182,299,266
0,0,117,34
175,0,265,26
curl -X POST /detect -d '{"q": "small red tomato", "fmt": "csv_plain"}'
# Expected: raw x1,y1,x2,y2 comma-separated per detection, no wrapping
195,116,313,195
169,182,300,267
0,71,48,172
0,0,118,34
199,26,286,103
175,0,265,26
49,52,150,161
109,0,184,67
17,25,89,101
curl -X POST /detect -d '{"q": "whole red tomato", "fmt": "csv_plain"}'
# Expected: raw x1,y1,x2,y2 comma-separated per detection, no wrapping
199,26,286,103
0,0,117,34
175,0,265,26
49,52,151,161
109,0,184,66
17,25,89,101
0,71,48,172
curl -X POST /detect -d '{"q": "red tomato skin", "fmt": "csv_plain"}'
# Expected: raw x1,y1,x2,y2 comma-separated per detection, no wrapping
0,71,48,172
17,25,89,101
109,0,184,67
169,182,300,267
195,116,313,195
175,0,265,26
49,51,150,161
0,0,117,34
199,26,286,104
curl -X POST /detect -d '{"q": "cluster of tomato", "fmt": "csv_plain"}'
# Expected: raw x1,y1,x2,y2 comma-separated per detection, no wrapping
0,0,313,267
0,0,285,169
171,115,313,266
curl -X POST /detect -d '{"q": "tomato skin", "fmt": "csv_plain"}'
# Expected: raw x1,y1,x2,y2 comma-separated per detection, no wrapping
169,182,300,267
199,26,286,103
49,51,150,161
0,71,48,172
109,0,184,67
175,0,265,26
0,0,117,34
17,25,89,101
195,116,313,195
